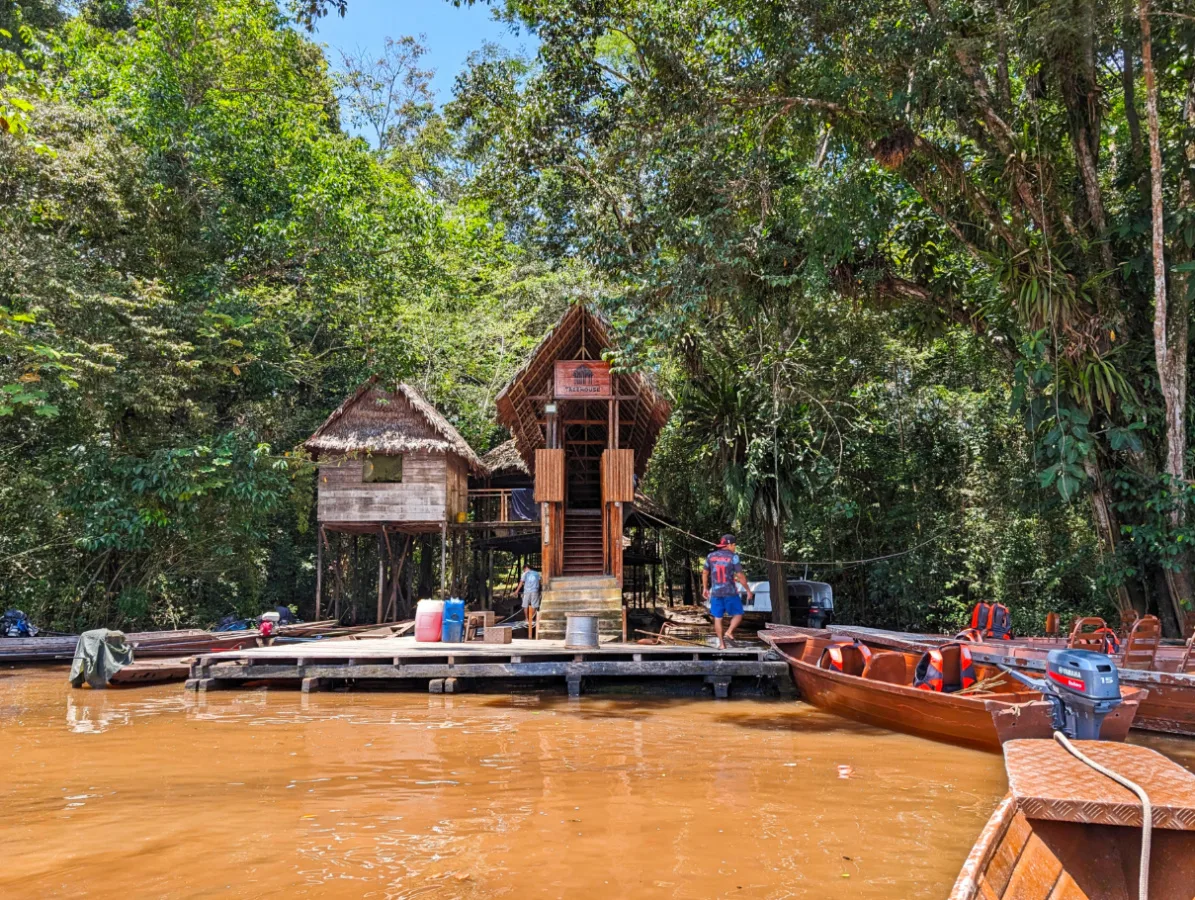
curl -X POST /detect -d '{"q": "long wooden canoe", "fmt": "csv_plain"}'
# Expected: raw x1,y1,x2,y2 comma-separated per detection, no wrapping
762,630,1143,754
952,739,1195,899
832,625,1195,738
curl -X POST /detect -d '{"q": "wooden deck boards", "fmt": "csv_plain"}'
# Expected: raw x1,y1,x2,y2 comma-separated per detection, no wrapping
185,637,789,698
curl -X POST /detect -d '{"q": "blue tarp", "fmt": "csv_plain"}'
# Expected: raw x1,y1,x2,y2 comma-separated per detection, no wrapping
510,488,539,521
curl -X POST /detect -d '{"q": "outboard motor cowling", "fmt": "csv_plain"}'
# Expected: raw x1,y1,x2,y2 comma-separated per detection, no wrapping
1001,648,1122,740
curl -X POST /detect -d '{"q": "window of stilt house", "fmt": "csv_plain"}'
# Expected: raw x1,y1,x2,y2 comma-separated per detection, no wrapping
362,455,403,483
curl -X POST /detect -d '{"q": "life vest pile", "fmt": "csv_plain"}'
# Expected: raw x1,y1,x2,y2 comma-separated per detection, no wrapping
970,601,1013,640
819,640,873,676
914,643,977,693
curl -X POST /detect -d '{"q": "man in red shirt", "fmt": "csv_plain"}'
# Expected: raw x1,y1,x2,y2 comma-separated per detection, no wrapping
702,534,753,649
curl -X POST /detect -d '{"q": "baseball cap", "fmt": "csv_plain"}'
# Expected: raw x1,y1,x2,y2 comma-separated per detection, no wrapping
718,534,736,548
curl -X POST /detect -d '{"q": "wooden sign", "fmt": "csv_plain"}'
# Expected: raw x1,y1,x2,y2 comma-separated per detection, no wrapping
554,360,611,399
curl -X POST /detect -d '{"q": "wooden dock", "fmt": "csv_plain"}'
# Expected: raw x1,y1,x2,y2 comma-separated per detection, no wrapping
184,638,789,699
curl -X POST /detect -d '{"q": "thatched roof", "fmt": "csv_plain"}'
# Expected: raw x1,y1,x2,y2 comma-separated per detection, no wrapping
305,377,485,474
481,438,529,476
495,304,671,477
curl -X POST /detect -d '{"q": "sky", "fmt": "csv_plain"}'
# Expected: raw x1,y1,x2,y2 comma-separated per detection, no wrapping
311,0,535,107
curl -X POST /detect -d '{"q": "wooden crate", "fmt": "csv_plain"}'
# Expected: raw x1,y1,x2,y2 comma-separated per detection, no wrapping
483,626,513,644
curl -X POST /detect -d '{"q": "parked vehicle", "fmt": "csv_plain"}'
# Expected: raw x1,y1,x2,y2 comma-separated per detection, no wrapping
741,579,835,627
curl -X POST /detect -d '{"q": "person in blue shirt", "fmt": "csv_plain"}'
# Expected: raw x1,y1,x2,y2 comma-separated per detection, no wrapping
518,563,542,637
702,534,753,649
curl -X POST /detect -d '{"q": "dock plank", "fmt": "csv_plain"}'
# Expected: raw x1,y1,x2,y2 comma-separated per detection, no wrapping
185,636,788,697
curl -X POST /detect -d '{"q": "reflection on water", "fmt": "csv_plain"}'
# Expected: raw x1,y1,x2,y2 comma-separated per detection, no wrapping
0,667,1189,898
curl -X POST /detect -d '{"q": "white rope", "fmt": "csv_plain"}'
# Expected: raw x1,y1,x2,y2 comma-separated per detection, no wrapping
633,507,953,569
1052,731,1152,900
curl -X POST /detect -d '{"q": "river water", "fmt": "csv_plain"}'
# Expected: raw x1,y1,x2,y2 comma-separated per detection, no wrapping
2,667,1192,899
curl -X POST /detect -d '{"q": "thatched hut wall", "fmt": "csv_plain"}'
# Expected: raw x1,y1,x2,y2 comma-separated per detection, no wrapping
306,379,482,531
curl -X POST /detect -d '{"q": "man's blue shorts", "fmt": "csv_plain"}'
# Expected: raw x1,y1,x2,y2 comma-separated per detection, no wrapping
710,595,744,618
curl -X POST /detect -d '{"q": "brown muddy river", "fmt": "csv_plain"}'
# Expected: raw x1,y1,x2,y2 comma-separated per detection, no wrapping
2,668,1193,899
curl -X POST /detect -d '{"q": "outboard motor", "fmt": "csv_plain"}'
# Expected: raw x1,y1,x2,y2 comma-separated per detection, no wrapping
1001,648,1122,739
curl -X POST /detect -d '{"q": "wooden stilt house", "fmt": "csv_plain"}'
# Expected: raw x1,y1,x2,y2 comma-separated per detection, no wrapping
495,304,671,639
305,377,486,621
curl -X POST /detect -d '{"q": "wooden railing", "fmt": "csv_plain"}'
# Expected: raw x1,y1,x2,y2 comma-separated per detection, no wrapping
468,488,518,524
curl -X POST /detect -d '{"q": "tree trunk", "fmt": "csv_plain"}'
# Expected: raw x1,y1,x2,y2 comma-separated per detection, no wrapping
1139,0,1191,635
417,534,434,598
683,552,694,605
1083,459,1135,616
1120,0,1143,161
764,519,789,625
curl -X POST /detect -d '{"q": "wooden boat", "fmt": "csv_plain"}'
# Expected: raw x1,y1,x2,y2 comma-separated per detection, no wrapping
952,738,1195,899
833,622,1195,738
107,657,193,686
761,629,1144,753
102,622,396,686
1,628,212,663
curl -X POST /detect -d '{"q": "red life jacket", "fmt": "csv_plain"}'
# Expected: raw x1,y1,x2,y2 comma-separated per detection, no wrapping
914,643,977,693
1094,627,1121,655
820,640,873,674
954,628,985,643
970,602,991,632
985,603,1012,640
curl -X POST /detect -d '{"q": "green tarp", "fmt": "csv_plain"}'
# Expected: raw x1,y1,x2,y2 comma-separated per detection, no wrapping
69,629,134,689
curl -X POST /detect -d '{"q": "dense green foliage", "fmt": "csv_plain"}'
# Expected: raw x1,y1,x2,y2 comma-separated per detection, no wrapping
453,0,1195,632
3,0,1193,636
0,0,564,629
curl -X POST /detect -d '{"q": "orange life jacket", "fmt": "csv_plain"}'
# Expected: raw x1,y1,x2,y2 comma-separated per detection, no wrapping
954,628,985,643
821,640,873,673
914,643,977,693
1094,627,1121,655
970,601,1012,640
986,603,1012,640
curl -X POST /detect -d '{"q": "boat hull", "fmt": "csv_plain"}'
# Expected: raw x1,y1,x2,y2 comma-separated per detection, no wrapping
953,740,1195,900
831,625,1195,738
770,636,1140,753
960,643,1195,738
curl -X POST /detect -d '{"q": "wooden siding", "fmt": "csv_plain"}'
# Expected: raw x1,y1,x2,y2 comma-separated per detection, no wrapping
446,456,469,520
534,449,565,502
317,453,448,524
601,449,635,503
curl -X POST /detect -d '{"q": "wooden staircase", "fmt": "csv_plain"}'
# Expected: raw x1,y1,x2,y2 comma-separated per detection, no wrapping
536,575,623,640
562,510,604,576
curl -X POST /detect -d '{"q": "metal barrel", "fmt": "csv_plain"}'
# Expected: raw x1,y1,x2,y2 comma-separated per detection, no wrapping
564,614,599,650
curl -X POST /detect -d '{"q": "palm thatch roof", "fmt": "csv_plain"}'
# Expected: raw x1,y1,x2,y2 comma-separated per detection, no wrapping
481,438,529,476
305,377,485,474
495,304,671,477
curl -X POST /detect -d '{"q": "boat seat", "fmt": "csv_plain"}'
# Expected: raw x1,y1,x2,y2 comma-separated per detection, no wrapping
1067,616,1109,653
1120,614,1160,671
861,651,907,684
938,643,963,689
817,642,869,676
1118,606,1139,638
